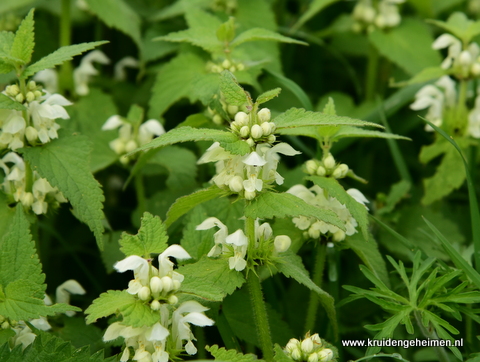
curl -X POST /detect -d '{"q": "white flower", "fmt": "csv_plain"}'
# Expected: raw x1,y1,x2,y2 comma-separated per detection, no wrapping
468,94,480,138
114,255,150,294
55,279,86,317
33,69,58,93
74,50,110,95
433,34,462,69
115,56,139,81
196,217,229,256
157,245,191,278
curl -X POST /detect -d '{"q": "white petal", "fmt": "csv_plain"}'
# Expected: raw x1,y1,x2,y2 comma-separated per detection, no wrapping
102,115,124,130
44,93,73,107
3,115,25,133
30,317,51,331
103,322,125,341
56,279,86,305
159,244,191,261
432,34,459,49
83,50,110,65
147,322,170,341
196,217,225,230
242,151,267,166
176,300,210,314
114,255,148,273
181,312,215,327
225,229,248,246
185,340,197,355
114,56,139,80
346,188,369,208
270,142,301,156
410,97,432,110
141,119,165,136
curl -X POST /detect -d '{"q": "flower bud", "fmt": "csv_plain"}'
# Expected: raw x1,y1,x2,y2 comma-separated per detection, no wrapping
332,164,348,179
317,348,334,361
316,166,326,177
172,279,181,290
227,105,238,115
274,235,291,253
235,111,249,125
150,299,161,311
21,192,34,208
27,80,37,90
222,59,231,69
311,334,322,345
240,126,250,138
305,160,318,175
138,286,151,301
15,93,24,103
472,62,480,76
34,90,43,99
308,353,319,362
459,50,473,67
244,190,256,200
125,140,138,153
6,84,20,97
323,154,335,169
332,229,345,242
0,316,4,323
261,121,272,135
363,6,376,23
150,276,163,294
213,114,222,125
257,108,271,122
285,338,300,353
229,66,237,72
26,126,38,143
237,63,245,71
251,124,263,139
161,276,173,293
308,226,321,239
267,134,276,143
291,348,302,361
168,295,178,305
229,175,244,192
26,91,35,102
246,138,255,147
301,338,314,354
1,321,9,329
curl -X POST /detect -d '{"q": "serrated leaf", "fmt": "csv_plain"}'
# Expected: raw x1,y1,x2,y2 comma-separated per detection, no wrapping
291,0,340,31
128,126,250,156
245,192,345,231
273,344,291,362
84,0,141,48
0,93,26,111
231,28,307,47
275,252,337,335
85,290,136,324
178,256,245,301
180,205,216,260
369,19,441,76
256,88,281,105
20,134,106,249
0,61,15,75
10,9,35,65
220,71,251,107
22,41,108,79
331,126,410,141
428,12,480,44
120,298,160,327
207,344,265,362
148,52,206,118
308,176,369,239
119,212,168,258
274,108,383,133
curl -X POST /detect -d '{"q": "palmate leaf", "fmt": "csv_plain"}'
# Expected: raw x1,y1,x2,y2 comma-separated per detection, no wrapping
119,212,168,258
275,252,337,335
20,133,106,249
22,41,108,79
10,9,35,65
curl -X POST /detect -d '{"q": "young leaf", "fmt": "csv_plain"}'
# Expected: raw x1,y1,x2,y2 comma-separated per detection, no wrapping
216,17,236,43
85,289,136,324
275,252,337,335
308,176,369,239
245,191,345,231
230,28,307,47
20,134,106,249
0,93,26,111
119,212,168,258
220,71,251,107
291,0,340,31
331,126,410,141
10,8,35,65
178,256,245,301
206,345,264,362
84,0,142,48
22,41,108,79
256,88,281,105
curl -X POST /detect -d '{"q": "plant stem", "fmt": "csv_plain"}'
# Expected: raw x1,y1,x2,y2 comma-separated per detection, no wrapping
246,272,273,362
414,311,450,362
24,159,33,193
304,243,327,333
59,0,73,94
365,44,379,102
134,174,146,215
245,216,273,361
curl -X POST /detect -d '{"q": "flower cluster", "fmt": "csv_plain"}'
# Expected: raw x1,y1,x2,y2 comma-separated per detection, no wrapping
108,245,214,361
230,109,276,146
287,185,368,242
284,333,337,362
206,59,245,74
211,0,237,14
0,153,67,214
433,34,480,79
352,0,404,33
304,153,349,179
206,94,242,125
102,116,165,164
0,81,72,150
196,217,291,271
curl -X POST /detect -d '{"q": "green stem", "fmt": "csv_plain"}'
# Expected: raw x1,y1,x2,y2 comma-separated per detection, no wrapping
365,44,379,102
134,174,146,215
304,243,327,333
246,272,273,362
59,0,73,94
414,311,450,362
24,160,33,193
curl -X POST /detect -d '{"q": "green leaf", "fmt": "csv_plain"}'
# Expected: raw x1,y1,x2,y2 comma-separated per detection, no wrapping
256,88,281,105
22,41,108,79
245,191,345,232
119,212,168,258
148,52,206,118
207,344,265,362
217,17,236,43
20,134,106,249
273,344,291,362
128,126,250,156
428,12,480,44
275,252,337,335
220,71,251,107
66,88,118,173
0,0,35,13
84,0,141,48
231,28,307,47
180,205,216,260
365,310,411,356
0,92,26,111
308,176,369,239
291,0,340,31
264,69,313,110
401,67,449,86
330,126,410,142
10,9,35,65
369,19,441,76
178,256,245,301
377,180,412,215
